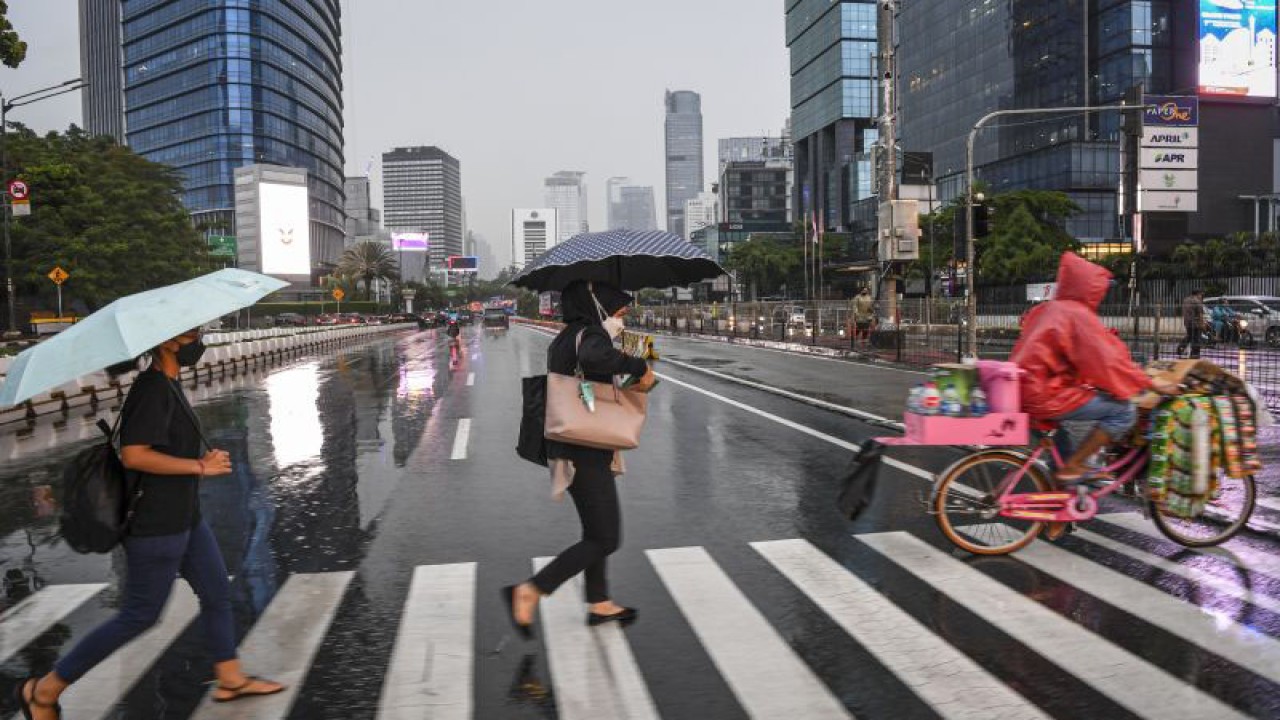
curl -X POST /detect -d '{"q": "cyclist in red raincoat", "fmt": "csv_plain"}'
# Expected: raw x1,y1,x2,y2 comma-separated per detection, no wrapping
1011,252,1178,482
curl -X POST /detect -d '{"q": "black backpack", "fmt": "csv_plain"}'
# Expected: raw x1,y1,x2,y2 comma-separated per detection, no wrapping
59,413,141,554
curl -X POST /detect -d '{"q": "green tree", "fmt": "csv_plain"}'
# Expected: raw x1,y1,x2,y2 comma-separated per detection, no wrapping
0,1,26,68
724,237,799,299
337,239,399,300
7,125,206,312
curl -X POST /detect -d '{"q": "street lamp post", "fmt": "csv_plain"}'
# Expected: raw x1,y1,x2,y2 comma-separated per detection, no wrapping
964,103,1148,359
2,78,87,339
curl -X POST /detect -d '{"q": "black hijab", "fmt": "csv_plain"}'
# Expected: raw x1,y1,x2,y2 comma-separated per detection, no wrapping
560,280,633,326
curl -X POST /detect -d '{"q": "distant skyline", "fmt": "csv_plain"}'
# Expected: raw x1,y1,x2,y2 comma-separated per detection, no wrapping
0,1,789,270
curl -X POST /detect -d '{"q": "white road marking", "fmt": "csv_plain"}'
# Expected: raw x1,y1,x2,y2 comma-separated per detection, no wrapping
466,372,475,386
191,571,354,719
646,546,852,719
1098,512,1280,580
59,584,200,720
378,564,475,720
961,524,1280,686
0,583,107,663
450,419,471,460
1257,496,1280,513
1064,525,1280,616
532,558,660,720
656,331,930,376
858,532,1248,720
753,539,1049,720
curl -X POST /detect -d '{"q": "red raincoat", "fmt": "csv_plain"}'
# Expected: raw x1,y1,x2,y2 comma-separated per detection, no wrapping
1010,253,1152,419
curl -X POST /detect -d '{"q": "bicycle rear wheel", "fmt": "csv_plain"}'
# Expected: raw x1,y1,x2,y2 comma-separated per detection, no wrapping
934,450,1052,555
1149,473,1256,547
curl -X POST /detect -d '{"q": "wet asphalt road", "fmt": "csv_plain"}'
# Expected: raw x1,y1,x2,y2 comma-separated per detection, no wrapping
2,325,1280,719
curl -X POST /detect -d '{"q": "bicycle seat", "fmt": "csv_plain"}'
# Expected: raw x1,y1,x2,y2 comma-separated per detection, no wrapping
1030,418,1059,433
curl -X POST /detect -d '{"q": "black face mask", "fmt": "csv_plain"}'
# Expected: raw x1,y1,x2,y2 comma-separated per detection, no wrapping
176,339,206,367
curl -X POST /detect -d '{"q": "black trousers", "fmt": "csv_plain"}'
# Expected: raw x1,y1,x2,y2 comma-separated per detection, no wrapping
531,456,620,603
1177,324,1201,357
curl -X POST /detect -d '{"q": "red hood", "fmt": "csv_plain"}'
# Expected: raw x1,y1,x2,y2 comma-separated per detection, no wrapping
1054,252,1111,309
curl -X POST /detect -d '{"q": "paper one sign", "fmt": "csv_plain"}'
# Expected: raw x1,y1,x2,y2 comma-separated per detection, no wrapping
1199,0,1278,98
1143,95,1200,126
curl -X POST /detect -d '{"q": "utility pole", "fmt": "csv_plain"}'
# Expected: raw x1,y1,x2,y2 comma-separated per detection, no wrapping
877,0,899,323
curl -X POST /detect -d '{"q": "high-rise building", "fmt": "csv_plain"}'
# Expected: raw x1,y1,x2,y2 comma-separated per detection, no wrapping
382,146,464,281
607,178,658,232
512,208,559,270
544,171,589,243
718,136,791,171
684,191,719,239
344,176,382,243
606,177,633,229
664,90,704,238
109,0,347,272
895,1,1277,250
79,0,125,143
719,160,793,226
786,1,879,232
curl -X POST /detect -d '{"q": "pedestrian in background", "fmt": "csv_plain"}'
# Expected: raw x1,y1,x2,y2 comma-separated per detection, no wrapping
15,330,282,719
1176,289,1206,358
851,287,876,345
504,280,656,637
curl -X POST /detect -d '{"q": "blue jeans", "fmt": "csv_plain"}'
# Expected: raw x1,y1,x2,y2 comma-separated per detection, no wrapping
55,520,236,683
1052,393,1137,461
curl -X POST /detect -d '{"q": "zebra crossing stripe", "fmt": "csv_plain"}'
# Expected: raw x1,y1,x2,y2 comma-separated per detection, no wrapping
532,558,660,720
752,539,1051,720
58,584,200,720
1099,511,1280,580
857,532,1249,720
190,571,354,719
646,546,852,719
377,563,475,720
0,583,106,663
962,523,1280,687
1066,525,1280,616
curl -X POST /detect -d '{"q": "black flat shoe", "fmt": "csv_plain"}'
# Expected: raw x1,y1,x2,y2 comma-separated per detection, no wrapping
588,607,638,626
501,585,535,640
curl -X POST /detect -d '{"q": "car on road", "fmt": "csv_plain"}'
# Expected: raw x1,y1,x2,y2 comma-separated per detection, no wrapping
314,314,339,326
456,310,475,326
482,307,510,329
386,313,417,324
275,312,308,327
338,313,367,325
1206,295,1280,347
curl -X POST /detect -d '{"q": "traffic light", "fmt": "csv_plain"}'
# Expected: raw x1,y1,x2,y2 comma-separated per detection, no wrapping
973,203,991,238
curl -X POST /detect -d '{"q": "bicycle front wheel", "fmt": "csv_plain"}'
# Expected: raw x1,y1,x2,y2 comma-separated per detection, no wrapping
934,450,1052,555
1150,473,1256,547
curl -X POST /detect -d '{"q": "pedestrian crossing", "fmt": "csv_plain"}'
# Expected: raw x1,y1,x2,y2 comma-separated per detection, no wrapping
7,525,1280,719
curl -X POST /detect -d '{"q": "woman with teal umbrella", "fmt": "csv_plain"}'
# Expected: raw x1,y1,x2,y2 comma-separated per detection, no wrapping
15,328,284,718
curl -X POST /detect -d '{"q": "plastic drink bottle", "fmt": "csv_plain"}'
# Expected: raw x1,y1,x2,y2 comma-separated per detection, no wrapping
907,385,923,414
969,388,989,416
919,382,942,416
941,385,964,416
1191,406,1210,494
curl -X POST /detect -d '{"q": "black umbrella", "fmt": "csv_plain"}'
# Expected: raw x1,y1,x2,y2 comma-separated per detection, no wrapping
510,229,726,292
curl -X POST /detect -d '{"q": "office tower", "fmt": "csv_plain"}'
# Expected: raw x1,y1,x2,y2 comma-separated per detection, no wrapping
719,160,792,226
512,208,559,270
79,0,125,143
895,1,1275,250
684,191,719,239
616,186,658,232
382,146,464,281
664,90,704,238
718,136,790,171
606,177,633,229
786,1,879,232
344,176,382,243
112,0,347,274
544,171,589,243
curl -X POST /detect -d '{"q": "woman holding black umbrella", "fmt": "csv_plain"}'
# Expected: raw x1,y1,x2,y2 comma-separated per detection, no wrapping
504,281,656,633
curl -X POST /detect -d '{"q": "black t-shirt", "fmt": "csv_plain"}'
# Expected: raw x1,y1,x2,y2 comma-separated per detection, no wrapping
119,369,204,536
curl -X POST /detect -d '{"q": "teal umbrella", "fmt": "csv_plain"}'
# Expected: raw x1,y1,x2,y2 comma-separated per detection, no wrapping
0,268,287,407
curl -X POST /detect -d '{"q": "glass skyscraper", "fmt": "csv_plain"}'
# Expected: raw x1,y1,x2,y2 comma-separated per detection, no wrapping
664,90,704,238
786,0,880,232
102,0,346,269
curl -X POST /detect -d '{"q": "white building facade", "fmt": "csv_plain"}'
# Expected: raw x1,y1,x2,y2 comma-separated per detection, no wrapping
544,171,589,243
512,208,560,270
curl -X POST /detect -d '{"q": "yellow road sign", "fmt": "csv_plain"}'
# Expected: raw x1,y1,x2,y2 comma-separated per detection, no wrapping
332,288,345,302
48,266,69,285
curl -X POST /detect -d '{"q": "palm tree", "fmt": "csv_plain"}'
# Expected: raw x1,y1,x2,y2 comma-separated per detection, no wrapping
338,240,400,300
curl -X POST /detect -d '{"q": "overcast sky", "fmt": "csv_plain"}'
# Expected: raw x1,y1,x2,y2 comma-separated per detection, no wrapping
0,0,790,269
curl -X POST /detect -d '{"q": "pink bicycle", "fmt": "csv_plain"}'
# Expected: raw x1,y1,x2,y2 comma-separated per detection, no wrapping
931,418,1257,555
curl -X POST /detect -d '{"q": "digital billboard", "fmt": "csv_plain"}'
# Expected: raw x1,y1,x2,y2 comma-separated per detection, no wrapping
447,256,479,272
1199,0,1278,98
259,183,311,275
391,232,429,252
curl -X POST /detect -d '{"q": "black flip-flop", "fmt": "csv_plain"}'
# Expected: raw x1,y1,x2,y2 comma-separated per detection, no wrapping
212,676,286,703
501,585,535,640
14,677,61,719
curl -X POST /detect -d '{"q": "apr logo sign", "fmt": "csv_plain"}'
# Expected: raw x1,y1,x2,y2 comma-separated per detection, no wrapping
1145,148,1198,169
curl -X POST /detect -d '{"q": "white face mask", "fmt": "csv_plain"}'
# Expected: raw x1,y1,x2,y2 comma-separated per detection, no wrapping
602,316,625,339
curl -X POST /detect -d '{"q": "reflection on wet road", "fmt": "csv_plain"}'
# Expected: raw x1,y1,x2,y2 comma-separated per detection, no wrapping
1,324,1279,719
